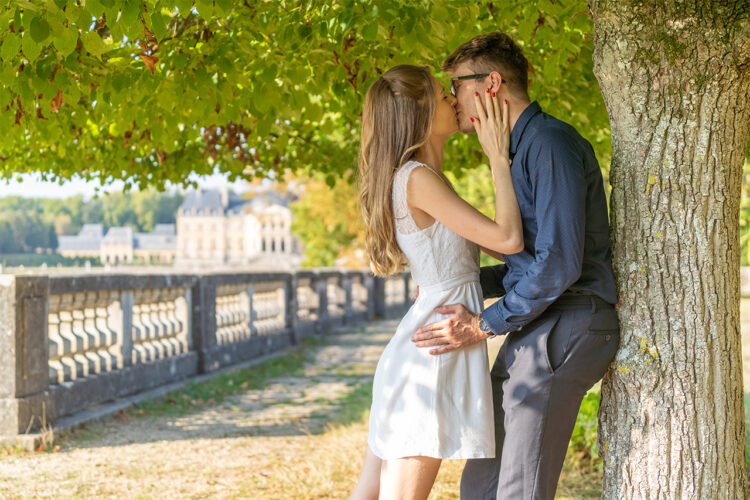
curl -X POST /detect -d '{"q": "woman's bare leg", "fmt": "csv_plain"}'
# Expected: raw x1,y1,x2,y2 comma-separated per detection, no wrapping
350,445,383,500
379,456,441,500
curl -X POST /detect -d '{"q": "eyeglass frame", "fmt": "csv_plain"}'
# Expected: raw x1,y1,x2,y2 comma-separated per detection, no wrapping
449,73,506,97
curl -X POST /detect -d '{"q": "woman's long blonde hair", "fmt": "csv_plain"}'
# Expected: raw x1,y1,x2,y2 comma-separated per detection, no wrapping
358,65,437,276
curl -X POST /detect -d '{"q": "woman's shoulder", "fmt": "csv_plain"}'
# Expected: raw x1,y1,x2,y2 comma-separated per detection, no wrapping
397,159,426,174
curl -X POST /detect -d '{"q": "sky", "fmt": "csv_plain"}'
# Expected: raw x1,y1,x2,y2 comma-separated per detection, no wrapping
0,168,251,200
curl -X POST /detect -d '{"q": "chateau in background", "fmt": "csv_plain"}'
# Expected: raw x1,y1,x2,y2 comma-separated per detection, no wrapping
56,187,301,269
58,223,176,265
174,187,300,269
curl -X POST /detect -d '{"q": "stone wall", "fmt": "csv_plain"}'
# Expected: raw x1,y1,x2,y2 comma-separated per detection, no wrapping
0,269,412,439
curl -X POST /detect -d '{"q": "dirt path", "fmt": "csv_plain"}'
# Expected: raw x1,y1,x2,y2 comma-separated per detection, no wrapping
2,301,748,499
0,321,398,500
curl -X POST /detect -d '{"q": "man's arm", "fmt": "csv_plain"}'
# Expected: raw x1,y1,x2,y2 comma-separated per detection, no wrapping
480,129,586,335
479,264,508,299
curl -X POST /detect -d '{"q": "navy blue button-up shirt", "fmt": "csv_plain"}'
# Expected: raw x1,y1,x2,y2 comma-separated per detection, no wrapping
480,101,617,335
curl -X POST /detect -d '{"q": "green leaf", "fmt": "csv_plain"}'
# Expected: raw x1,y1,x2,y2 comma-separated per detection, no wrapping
29,17,50,43
85,0,105,18
175,0,193,16
21,33,42,61
81,31,108,57
150,11,167,40
53,0,68,9
195,0,214,18
120,0,143,39
0,32,21,62
52,26,78,57
361,23,378,41
215,0,232,15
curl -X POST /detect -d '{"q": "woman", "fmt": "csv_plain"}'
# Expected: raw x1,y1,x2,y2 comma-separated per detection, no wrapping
351,65,522,500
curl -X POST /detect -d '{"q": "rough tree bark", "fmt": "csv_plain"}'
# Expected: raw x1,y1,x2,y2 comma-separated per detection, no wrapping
590,1,750,498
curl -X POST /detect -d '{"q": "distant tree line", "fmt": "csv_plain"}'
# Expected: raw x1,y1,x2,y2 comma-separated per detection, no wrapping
0,190,184,253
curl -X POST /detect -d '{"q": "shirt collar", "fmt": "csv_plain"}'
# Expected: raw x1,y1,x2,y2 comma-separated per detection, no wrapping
509,101,542,159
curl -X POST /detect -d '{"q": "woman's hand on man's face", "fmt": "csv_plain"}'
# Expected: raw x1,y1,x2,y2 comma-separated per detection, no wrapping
470,88,511,166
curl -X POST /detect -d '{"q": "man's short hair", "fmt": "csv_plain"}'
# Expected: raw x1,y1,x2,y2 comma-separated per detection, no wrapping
442,32,529,97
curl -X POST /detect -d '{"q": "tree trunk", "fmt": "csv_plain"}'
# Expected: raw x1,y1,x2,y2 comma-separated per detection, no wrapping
589,1,750,498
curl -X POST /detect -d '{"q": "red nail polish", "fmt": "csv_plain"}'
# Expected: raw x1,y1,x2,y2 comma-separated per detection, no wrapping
486,88,490,93
470,117,474,122
492,92,496,98
504,99,508,104
474,92,479,96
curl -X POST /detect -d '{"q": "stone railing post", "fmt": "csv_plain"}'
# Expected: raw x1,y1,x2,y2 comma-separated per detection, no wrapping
284,275,298,343
403,273,411,308
342,274,354,325
364,273,376,321
314,273,330,334
118,291,134,367
246,283,256,337
192,276,217,373
0,275,52,439
373,276,386,317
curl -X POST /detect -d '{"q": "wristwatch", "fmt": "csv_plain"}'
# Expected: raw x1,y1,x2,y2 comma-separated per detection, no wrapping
478,316,496,338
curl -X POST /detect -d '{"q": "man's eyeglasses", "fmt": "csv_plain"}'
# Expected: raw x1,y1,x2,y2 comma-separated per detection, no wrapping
450,73,505,97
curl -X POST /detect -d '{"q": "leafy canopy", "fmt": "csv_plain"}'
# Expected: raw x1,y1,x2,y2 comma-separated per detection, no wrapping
0,0,609,190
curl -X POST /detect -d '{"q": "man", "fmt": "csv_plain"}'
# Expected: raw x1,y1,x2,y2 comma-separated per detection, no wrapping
411,32,620,499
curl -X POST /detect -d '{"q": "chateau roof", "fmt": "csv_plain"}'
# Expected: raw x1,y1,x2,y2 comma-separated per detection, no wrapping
102,226,133,246
57,223,104,251
178,188,247,216
178,188,292,217
134,232,176,251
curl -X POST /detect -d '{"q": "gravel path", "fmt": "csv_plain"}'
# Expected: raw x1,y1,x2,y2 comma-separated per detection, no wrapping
0,320,398,500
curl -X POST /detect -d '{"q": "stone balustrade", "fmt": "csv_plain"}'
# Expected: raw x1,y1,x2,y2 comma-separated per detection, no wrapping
0,269,413,440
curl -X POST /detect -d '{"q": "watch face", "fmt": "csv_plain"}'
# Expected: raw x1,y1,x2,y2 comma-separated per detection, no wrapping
479,318,492,335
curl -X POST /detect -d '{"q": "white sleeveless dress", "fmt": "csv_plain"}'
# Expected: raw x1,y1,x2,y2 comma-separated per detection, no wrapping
367,160,495,460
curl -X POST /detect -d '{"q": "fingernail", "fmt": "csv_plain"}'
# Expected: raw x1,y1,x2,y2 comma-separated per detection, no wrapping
504,99,507,104
474,91,479,96
470,117,474,122
492,92,496,98
486,88,490,93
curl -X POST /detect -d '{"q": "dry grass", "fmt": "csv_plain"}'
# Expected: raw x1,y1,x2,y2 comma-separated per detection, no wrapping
2,301,748,499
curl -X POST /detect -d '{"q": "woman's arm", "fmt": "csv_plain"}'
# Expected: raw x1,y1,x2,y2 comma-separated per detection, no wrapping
408,92,523,255
480,246,506,262
408,165,522,254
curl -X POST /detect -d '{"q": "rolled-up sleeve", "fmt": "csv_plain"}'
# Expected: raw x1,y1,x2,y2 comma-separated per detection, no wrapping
481,128,586,334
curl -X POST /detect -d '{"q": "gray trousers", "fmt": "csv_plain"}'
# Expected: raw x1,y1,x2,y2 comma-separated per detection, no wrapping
460,294,619,500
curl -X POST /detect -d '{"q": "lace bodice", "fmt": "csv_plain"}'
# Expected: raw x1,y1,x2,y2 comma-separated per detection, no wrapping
392,160,480,288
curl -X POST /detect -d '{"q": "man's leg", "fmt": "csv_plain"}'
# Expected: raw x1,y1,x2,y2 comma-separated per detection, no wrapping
460,339,510,500
495,303,619,499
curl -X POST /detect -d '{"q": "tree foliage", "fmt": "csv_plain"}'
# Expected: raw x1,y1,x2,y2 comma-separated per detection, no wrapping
0,189,183,252
0,0,609,189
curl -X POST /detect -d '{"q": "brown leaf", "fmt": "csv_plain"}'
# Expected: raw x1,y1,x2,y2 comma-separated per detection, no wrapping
156,151,166,164
138,53,159,74
50,88,64,112
36,107,48,121
123,130,132,148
